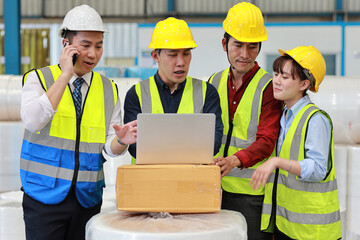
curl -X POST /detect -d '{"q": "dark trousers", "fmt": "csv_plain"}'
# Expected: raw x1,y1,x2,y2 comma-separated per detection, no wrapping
222,190,272,240
22,189,102,240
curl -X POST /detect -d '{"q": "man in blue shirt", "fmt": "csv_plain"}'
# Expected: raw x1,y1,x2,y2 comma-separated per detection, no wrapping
124,17,222,159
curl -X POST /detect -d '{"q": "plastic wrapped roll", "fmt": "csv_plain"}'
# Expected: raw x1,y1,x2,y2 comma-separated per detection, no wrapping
103,151,132,188
0,121,24,192
308,76,360,144
340,206,346,240
101,200,117,213
86,210,247,240
0,191,23,202
334,144,348,208
0,199,25,240
0,75,22,121
347,145,360,235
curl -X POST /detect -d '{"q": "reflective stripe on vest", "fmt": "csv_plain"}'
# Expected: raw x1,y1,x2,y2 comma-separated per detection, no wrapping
135,76,206,113
131,76,207,164
209,67,273,195
20,65,117,208
261,104,341,240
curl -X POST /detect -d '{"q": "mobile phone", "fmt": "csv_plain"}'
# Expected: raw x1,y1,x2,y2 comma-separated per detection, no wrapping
63,42,78,65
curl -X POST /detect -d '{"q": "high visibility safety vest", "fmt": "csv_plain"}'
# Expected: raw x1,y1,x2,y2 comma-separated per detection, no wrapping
261,104,341,240
20,65,118,208
131,76,207,163
209,67,273,195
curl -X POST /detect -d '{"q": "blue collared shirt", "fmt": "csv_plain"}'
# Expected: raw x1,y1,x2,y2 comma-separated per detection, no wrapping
124,72,223,158
277,95,331,181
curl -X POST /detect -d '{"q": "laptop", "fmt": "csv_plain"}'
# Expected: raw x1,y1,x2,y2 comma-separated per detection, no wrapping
136,113,215,164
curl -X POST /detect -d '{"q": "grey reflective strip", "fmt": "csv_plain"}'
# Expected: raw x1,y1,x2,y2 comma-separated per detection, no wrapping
23,130,103,154
77,169,104,182
228,73,272,149
192,78,204,113
228,135,253,149
289,105,319,161
20,159,103,182
39,66,55,89
100,74,115,136
227,167,255,178
288,105,318,181
139,79,152,113
140,77,204,113
276,205,340,225
268,172,276,184
262,203,272,215
210,71,223,90
277,174,338,192
221,134,228,145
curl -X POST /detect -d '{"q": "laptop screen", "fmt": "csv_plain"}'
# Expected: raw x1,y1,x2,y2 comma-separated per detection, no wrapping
136,113,215,164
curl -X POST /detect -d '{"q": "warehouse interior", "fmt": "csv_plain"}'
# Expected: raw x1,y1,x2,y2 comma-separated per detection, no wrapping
0,0,360,239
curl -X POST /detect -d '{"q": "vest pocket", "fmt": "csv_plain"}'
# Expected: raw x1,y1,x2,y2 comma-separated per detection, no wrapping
24,143,61,189
79,153,105,192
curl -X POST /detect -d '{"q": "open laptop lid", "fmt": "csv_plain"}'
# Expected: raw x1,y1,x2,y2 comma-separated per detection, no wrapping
136,113,215,164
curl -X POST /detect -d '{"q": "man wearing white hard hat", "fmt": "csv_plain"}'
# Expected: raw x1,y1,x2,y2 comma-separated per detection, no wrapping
20,5,137,240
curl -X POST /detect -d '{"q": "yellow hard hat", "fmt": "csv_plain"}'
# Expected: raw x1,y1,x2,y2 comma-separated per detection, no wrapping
279,46,326,93
148,17,197,49
223,2,267,42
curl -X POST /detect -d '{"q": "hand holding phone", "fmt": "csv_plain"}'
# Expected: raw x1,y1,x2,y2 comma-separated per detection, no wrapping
63,42,78,65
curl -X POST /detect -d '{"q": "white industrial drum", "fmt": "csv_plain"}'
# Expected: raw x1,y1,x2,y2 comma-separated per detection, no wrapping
0,199,25,240
86,210,247,240
0,121,24,192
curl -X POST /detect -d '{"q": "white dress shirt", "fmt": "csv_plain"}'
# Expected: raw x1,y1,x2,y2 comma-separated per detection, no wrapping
21,70,125,157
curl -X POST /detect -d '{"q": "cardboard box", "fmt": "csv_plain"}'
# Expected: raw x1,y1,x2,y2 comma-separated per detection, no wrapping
116,164,221,213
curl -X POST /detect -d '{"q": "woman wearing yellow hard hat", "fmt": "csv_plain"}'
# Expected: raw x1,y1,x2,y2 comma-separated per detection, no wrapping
124,17,223,161
250,46,341,240
210,2,282,240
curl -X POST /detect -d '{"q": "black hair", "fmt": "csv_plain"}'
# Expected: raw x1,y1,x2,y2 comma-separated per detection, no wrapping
273,55,309,95
223,32,262,54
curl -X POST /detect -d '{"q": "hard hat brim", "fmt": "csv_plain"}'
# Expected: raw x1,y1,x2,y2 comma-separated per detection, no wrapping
278,49,287,56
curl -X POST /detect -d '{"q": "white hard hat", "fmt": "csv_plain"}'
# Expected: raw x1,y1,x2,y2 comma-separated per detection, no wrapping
58,5,107,37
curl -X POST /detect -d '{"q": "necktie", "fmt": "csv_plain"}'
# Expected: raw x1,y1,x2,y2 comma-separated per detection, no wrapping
73,77,84,119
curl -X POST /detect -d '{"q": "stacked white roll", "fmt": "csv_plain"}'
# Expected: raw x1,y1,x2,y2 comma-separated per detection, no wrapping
86,210,247,240
347,145,360,236
103,151,132,189
0,121,24,192
0,191,23,202
308,76,360,144
334,144,348,208
0,199,25,240
102,189,118,213
0,75,22,121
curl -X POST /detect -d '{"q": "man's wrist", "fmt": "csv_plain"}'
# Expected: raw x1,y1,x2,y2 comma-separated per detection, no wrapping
117,137,127,146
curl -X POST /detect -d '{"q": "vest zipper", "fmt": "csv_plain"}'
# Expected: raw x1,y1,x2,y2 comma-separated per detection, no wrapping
223,121,233,157
71,117,81,188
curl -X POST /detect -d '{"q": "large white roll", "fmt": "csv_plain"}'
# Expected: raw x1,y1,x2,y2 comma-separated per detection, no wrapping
346,145,360,235
0,191,23,202
0,121,24,192
0,75,22,121
86,210,247,240
334,144,348,208
340,205,346,240
103,151,132,188
308,76,360,144
0,199,25,240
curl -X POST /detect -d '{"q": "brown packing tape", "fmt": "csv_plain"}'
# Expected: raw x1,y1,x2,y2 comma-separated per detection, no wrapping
116,164,221,213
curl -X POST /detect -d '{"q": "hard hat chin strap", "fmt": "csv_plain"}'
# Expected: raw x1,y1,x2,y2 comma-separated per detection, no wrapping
303,68,316,88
